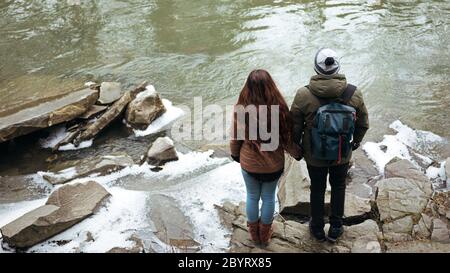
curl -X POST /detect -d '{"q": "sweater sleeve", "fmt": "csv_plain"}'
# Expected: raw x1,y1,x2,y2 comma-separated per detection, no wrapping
290,89,305,146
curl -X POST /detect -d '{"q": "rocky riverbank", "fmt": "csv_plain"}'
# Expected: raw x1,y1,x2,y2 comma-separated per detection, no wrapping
218,157,450,253
0,82,449,253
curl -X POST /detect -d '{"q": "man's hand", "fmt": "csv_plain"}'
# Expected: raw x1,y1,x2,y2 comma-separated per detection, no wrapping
351,142,360,151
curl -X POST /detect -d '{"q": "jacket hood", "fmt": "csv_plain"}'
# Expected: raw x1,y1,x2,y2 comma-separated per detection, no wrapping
308,74,347,98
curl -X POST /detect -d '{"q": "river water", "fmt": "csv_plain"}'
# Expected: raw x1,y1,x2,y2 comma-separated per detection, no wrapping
1,0,449,134
0,0,449,252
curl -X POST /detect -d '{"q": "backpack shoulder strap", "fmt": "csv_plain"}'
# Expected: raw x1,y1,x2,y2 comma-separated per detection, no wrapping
340,84,357,104
305,85,329,106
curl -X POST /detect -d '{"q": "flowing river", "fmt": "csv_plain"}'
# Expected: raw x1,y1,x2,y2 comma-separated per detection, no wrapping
0,0,449,252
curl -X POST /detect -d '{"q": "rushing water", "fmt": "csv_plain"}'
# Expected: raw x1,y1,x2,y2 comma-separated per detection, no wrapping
0,0,449,172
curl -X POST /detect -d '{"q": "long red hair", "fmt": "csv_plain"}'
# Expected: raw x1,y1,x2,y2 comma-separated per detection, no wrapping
235,69,293,149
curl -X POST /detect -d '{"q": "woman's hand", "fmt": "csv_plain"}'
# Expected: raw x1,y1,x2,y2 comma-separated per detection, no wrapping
231,154,240,163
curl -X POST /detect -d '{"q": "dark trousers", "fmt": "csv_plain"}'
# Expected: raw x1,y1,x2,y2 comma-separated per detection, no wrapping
307,163,349,230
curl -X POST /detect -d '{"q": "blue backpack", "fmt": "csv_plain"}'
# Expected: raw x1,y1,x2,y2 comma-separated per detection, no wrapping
308,84,357,163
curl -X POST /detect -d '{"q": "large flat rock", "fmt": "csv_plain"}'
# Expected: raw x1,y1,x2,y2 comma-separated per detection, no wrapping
0,88,98,142
148,194,199,251
0,181,110,248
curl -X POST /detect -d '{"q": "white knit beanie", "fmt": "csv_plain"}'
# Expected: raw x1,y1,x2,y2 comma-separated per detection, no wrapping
314,48,341,75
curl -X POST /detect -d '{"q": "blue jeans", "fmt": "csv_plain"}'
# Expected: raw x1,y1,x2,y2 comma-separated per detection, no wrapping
241,169,278,225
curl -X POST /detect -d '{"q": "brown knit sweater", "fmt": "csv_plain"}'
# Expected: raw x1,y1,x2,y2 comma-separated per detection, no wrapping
229,114,301,174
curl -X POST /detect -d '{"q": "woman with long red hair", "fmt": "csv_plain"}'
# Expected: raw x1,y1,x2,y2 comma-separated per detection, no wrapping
230,69,301,246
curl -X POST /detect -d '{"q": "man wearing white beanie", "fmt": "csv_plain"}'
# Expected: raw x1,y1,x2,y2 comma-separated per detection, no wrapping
290,48,369,243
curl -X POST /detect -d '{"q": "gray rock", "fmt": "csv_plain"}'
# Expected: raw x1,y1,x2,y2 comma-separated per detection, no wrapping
0,181,110,248
125,85,166,130
278,158,371,222
73,82,147,145
43,153,134,185
384,158,433,197
0,88,98,142
431,218,450,243
277,158,312,216
146,137,178,166
382,215,414,242
413,213,432,240
376,178,432,221
148,194,199,251
98,82,122,104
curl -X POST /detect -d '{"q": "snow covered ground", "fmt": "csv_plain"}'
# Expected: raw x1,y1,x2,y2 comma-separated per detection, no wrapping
363,120,448,189
0,150,244,253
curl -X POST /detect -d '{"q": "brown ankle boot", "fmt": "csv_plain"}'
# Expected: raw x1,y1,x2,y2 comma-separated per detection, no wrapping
247,221,260,244
259,222,273,246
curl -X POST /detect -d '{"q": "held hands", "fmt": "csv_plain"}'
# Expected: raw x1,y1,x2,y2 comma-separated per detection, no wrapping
351,141,360,151
231,154,240,163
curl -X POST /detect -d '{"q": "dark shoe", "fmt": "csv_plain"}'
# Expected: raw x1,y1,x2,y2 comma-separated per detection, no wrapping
309,222,326,242
247,220,260,244
327,225,344,243
259,222,273,246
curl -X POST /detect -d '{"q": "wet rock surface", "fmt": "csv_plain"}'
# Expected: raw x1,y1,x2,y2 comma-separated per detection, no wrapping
0,88,98,142
0,181,110,248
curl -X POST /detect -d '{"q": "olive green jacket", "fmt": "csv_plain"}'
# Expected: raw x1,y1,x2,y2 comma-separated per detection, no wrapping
290,74,369,167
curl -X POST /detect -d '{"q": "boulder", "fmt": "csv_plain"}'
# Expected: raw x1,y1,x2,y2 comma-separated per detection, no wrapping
0,181,110,248
375,178,432,221
146,137,178,166
217,202,381,253
384,158,433,197
0,175,49,203
0,88,98,143
42,153,134,185
278,158,371,222
431,218,450,243
98,82,122,104
148,194,199,251
125,85,166,130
